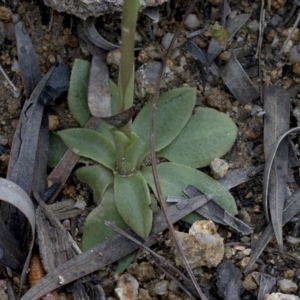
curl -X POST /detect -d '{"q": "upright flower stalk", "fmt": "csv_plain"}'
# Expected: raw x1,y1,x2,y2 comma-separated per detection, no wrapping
117,0,139,116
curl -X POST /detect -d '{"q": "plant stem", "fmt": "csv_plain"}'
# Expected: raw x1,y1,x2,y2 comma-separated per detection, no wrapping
114,0,139,169
118,0,139,115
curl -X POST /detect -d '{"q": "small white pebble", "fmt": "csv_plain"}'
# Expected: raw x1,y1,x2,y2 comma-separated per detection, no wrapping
74,199,86,210
242,248,251,256
278,279,298,293
153,280,169,295
210,158,229,179
161,33,185,49
286,235,300,245
184,14,201,29
247,20,259,32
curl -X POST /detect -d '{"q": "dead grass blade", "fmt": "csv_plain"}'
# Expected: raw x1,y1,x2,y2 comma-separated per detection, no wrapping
183,186,252,235
220,48,259,104
88,47,111,118
218,165,264,190
252,272,276,300
11,13,41,98
84,17,119,50
20,196,208,300
263,86,290,250
245,185,300,274
0,63,70,270
0,179,35,290
216,260,243,299
1,67,56,250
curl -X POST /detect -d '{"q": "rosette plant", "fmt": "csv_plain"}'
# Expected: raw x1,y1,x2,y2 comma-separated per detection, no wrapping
53,0,238,251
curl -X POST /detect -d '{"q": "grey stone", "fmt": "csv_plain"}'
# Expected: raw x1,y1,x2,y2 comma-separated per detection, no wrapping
135,61,173,98
174,220,224,268
115,273,139,300
210,158,229,179
127,262,156,282
152,280,169,295
43,0,168,20
243,274,257,291
264,293,300,300
184,14,201,29
278,279,298,293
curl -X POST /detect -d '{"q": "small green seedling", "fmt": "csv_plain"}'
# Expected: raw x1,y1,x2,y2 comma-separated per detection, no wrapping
50,0,238,252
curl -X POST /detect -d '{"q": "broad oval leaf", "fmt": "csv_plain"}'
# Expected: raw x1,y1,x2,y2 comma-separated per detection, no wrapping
130,87,196,168
58,128,116,170
75,165,113,205
68,59,91,127
114,171,152,239
48,132,68,167
81,186,127,251
141,162,237,223
159,107,238,168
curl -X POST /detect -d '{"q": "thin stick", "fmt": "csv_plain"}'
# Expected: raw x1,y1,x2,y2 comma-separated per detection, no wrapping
255,0,265,59
47,9,54,32
154,261,197,300
256,0,265,104
149,1,208,299
221,0,227,27
278,13,300,59
105,221,197,300
283,0,298,25
0,64,20,97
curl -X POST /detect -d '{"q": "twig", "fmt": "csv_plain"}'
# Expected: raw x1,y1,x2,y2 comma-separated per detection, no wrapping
47,9,54,32
256,0,265,103
150,0,208,299
277,13,300,60
284,0,298,25
221,0,227,27
105,221,197,300
0,64,20,98
154,261,197,300
255,0,265,59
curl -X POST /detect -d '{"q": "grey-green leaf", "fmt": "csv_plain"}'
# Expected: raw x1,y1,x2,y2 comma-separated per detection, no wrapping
159,107,238,168
48,132,68,167
131,87,196,168
81,186,127,251
95,121,113,141
75,165,113,205
58,128,116,170
114,171,152,239
141,162,237,221
68,59,91,127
